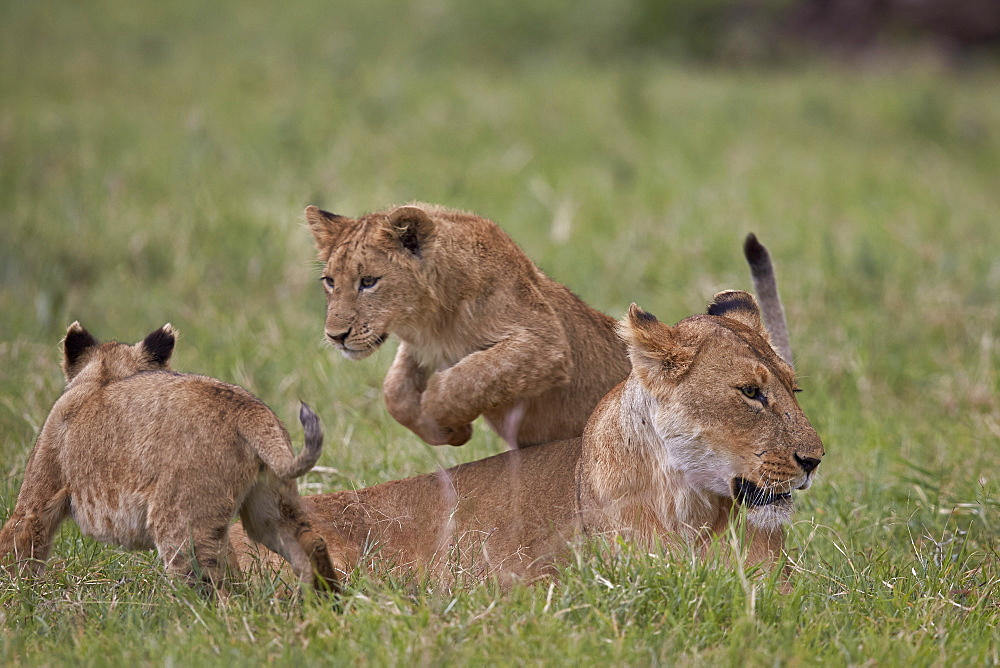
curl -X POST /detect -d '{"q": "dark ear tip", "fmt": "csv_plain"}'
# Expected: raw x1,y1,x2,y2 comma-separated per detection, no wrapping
63,322,98,369
387,205,431,225
143,325,176,364
627,303,658,324
305,206,343,223
64,321,96,344
708,290,759,318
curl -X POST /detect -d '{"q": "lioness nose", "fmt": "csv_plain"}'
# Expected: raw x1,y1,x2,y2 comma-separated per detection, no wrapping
794,453,821,473
327,329,350,345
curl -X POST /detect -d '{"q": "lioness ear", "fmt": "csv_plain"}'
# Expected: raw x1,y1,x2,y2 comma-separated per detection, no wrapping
707,290,765,334
142,324,176,366
618,304,694,378
63,321,98,381
385,205,434,257
305,206,351,260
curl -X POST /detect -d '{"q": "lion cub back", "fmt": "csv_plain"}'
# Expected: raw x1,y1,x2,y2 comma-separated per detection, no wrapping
61,371,283,547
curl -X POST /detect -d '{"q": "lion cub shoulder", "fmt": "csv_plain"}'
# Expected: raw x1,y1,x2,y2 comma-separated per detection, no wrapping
0,322,340,594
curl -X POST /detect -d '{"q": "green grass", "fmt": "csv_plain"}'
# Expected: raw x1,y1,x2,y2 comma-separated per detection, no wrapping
2,1,999,665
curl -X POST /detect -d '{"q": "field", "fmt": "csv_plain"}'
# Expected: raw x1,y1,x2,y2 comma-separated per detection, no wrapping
2,1,999,665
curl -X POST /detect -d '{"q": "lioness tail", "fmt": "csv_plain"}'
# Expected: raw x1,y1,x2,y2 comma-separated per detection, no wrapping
743,234,793,368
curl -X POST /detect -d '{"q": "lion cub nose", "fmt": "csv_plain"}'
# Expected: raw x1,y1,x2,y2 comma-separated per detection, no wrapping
794,452,821,474
327,329,350,345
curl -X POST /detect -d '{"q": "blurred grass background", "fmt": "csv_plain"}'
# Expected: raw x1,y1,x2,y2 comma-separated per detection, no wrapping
1,0,999,664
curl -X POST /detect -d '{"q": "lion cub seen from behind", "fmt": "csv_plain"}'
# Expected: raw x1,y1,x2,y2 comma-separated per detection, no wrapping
0,323,340,595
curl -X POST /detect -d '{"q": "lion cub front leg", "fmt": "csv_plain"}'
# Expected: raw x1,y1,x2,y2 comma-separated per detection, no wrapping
0,446,71,577
239,483,343,593
419,326,570,444
383,342,472,446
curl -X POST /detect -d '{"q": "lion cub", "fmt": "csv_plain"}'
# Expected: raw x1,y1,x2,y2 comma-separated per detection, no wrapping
0,322,340,595
307,203,631,449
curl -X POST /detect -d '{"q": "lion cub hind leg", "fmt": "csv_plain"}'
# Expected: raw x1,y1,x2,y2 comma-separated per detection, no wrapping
237,401,341,593
152,510,237,596
239,482,341,594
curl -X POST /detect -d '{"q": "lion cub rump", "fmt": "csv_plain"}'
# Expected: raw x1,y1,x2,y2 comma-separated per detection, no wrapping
0,322,339,593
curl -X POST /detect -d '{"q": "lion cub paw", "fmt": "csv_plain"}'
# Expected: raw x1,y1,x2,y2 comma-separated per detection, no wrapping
418,417,473,447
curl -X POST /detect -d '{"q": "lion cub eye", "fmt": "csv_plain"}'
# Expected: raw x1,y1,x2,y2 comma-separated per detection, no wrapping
359,276,380,290
321,276,335,290
740,385,762,400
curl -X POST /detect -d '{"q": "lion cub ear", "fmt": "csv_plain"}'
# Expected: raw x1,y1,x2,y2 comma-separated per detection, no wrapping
707,290,765,334
62,321,99,381
305,206,351,260
385,205,434,257
618,304,695,380
141,324,176,367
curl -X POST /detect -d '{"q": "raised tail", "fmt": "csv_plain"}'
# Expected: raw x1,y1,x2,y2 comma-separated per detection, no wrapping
743,234,793,368
264,402,324,480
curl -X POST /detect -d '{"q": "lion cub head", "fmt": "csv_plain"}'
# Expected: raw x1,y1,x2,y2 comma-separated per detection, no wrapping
614,290,824,531
62,320,176,385
306,204,437,360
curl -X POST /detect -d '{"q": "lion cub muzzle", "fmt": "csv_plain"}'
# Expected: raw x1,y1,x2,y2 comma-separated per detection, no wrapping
325,326,386,360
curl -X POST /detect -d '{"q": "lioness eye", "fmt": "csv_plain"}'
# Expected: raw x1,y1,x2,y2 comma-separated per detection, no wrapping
740,385,761,400
321,276,334,289
359,276,380,290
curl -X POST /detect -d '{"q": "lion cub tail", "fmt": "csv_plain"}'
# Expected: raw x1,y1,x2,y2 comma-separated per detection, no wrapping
743,233,793,368
254,402,324,480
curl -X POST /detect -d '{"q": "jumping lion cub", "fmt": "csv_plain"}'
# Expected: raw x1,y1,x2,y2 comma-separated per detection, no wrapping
0,323,341,594
306,203,631,448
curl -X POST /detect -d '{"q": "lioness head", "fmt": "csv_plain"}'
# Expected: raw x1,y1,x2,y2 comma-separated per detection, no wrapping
306,205,436,360
61,322,176,386
618,291,824,529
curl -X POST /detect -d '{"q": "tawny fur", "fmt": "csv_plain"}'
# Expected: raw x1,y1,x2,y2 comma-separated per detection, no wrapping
744,233,793,366
306,203,631,448
231,291,824,585
0,323,341,595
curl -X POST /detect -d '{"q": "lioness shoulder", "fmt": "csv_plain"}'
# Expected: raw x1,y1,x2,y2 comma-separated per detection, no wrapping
306,203,630,448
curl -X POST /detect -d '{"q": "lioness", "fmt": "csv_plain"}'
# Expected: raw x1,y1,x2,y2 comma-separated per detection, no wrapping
0,323,341,594
231,290,824,583
306,203,630,448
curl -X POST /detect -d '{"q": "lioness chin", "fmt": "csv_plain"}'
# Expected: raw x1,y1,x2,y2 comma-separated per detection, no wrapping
0,323,341,596
231,290,824,585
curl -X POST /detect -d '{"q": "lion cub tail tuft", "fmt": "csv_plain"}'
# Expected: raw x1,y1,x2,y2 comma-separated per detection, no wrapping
264,402,324,480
